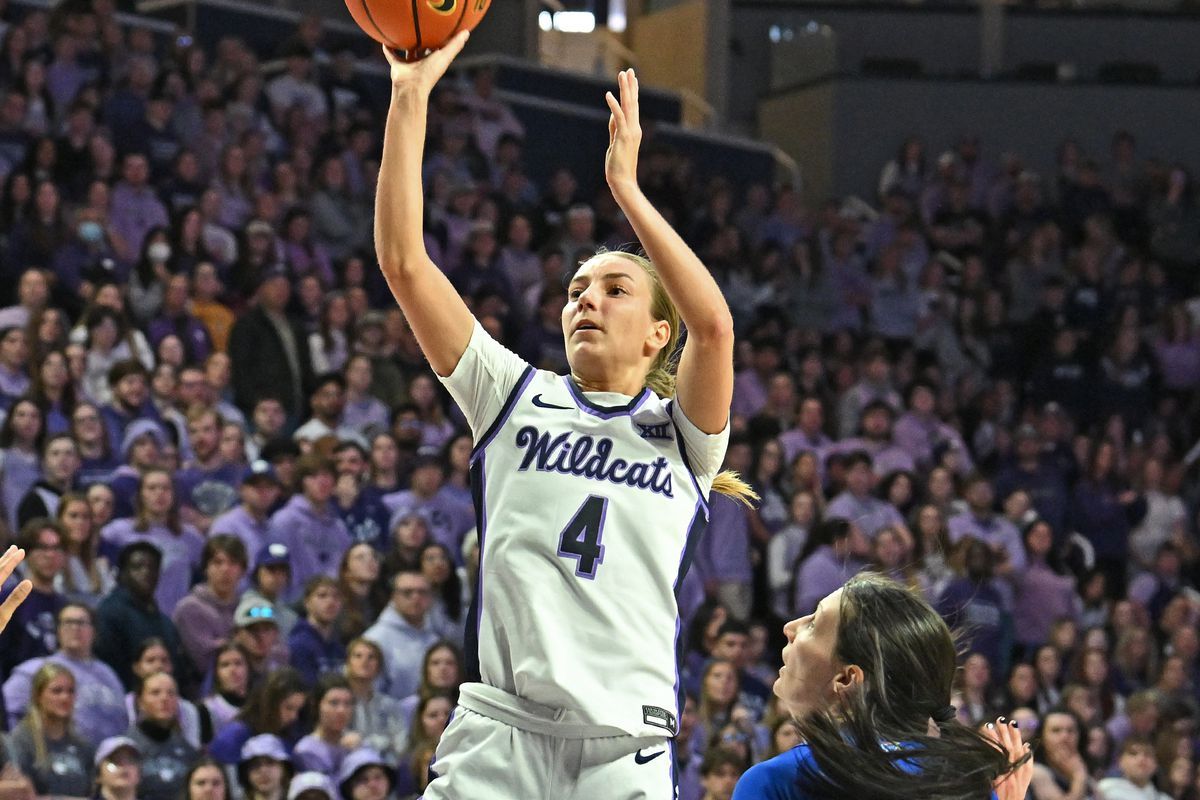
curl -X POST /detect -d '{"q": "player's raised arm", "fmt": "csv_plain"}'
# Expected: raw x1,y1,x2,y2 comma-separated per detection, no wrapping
603,70,734,434
376,33,476,378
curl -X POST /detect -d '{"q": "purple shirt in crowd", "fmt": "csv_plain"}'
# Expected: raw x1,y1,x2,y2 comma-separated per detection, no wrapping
947,512,1027,573
694,493,753,585
100,519,205,615
381,488,474,560
210,505,273,566
825,438,915,477
108,182,169,258
794,546,865,616
892,411,975,473
172,584,240,676
266,495,352,601
292,734,349,774
731,370,769,420
825,491,904,539
1013,559,1081,649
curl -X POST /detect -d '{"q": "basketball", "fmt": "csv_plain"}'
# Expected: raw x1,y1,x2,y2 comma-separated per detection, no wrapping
345,0,492,52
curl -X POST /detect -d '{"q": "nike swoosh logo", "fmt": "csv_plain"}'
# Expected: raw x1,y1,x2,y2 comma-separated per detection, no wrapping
532,394,572,410
634,748,665,765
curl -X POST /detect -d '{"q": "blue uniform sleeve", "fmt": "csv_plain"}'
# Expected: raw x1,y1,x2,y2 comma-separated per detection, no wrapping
732,747,811,800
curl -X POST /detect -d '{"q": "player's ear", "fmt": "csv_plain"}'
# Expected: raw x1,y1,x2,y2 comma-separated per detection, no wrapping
646,319,670,352
831,664,865,701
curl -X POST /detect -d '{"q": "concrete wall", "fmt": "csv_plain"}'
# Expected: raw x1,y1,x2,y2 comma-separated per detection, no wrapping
731,2,1200,129
759,75,1200,201
630,0,710,104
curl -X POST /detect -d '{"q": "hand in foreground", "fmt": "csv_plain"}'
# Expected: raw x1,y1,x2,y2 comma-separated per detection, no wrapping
987,716,1033,800
0,545,32,635
382,30,470,97
604,69,642,194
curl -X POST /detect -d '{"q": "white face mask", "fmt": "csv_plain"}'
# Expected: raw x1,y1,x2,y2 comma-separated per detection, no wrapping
148,242,172,263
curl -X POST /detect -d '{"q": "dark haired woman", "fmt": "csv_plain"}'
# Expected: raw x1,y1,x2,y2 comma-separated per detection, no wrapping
733,573,1032,799
207,667,308,765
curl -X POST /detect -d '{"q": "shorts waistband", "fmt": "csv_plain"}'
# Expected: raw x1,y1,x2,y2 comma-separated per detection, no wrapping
457,683,629,740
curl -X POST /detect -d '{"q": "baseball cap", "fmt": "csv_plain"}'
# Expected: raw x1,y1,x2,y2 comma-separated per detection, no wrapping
94,736,141,767
337,749,394,799
240,734,289,764
254,543,291,571
234,597,279,629
240,459,280,486
287,773,336,800
238,734,291,789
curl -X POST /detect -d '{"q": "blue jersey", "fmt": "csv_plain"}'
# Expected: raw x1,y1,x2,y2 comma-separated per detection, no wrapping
734,744,1001,799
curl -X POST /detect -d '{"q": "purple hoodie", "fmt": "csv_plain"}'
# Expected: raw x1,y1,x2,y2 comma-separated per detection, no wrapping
172,584,240,675
266,495,352,601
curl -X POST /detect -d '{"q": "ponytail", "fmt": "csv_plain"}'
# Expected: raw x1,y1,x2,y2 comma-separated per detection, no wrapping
711,471,759,508
644,365,675,400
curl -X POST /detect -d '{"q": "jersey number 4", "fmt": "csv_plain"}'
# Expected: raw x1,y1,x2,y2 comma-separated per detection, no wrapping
557,495,608,579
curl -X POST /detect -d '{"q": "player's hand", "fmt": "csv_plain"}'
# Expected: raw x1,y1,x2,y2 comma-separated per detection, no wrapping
382,30,470,98
0,764,34,800
604,69,641,196
0,546,32,635
987,717,1033,800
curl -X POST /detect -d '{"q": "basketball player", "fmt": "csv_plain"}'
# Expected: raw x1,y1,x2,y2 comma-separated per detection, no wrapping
733,573,1033,799
377,31,754,799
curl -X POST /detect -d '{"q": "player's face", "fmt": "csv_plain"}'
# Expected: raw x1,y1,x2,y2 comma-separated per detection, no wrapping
777,589,844,718
562,256,667,378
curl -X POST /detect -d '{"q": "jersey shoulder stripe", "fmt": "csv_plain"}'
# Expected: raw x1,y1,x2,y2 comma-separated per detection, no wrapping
665,399,710,518
472,365,536,460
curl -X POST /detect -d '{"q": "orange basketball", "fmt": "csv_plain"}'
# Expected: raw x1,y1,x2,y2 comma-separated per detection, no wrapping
345,0,492,53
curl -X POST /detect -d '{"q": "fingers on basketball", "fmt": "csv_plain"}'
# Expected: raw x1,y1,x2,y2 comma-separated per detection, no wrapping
349,0,490,57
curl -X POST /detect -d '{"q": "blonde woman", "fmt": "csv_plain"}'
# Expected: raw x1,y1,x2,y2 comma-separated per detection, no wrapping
8,662,94,799
376,33,753,798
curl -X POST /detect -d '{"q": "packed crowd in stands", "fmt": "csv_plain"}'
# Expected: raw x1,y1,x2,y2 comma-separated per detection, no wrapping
0,2,1197,799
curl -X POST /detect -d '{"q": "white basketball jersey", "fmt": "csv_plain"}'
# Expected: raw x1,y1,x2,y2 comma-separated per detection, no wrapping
439,323,728,739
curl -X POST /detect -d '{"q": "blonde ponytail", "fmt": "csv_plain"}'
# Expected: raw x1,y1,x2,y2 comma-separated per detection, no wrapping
644,366,676,400
711,470,759,508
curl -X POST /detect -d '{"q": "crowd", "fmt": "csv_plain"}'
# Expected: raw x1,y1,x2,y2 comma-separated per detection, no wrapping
0,1,1196,799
